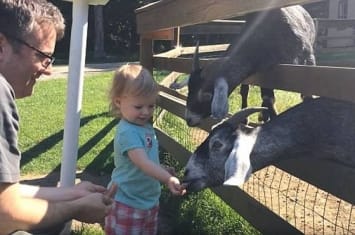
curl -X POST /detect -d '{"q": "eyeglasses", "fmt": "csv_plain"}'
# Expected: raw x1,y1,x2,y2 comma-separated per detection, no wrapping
10,36,55,69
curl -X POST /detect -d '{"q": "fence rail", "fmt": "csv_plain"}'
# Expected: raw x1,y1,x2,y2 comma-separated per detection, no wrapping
136,0,355,234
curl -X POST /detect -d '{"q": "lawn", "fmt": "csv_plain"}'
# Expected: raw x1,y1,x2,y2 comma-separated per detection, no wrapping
18,72,116,176
16,71,301,234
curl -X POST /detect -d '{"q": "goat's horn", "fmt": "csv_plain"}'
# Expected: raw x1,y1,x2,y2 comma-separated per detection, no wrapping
226,107,267,127
192,40,200,71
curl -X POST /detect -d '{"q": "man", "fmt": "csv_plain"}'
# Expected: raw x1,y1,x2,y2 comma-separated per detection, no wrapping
0,0,116,234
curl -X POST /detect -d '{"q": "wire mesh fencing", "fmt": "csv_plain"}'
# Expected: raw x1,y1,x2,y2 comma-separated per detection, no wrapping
154,109,355,234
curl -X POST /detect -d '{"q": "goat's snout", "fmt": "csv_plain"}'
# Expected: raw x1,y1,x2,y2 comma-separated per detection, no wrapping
185,110,203,127
183,168,190,178
181,168,196,190
182,168,193,184
181,162,210,192
186,118,199,127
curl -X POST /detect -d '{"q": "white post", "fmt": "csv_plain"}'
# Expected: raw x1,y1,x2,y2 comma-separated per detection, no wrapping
60,0,89,187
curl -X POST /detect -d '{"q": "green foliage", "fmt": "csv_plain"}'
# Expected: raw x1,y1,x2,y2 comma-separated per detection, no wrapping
177,190,257,235
71,223,104,235
49,0,148,61
159,152,259,235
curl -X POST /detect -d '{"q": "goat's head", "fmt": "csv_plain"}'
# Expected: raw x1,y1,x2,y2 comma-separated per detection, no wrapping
183,107,266,192
185,42,230,127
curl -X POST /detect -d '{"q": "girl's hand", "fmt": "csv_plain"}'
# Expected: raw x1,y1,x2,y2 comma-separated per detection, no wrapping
105,183,118,198
167,176,186,196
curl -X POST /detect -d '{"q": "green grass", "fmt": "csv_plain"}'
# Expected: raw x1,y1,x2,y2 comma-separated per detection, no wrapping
17,72,116,176
17,71,301,234
71,223,104,235
316,49,355,67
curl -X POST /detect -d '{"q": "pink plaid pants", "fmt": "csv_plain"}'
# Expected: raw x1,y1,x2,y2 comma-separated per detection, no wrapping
105,201,159,235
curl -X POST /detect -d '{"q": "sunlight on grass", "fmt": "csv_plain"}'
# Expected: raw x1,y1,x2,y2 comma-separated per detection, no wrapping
17,72,115,175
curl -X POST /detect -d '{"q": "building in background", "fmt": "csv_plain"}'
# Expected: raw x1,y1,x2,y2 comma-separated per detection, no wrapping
307,0,355,49
327,0,355,48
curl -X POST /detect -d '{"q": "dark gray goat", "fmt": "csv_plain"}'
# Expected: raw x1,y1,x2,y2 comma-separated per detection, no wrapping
183,98,355,192
185,5,316,127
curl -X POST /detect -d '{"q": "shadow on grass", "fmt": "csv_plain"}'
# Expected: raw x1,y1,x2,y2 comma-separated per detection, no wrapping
85,139,115,173
21,112,117,185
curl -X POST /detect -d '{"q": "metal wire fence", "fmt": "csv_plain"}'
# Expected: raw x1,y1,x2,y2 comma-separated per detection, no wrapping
154,108,355,234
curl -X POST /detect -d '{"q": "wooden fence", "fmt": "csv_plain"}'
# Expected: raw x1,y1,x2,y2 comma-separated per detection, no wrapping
136,0,355,234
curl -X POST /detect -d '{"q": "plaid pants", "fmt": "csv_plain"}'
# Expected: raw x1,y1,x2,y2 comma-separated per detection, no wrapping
105,201,159,235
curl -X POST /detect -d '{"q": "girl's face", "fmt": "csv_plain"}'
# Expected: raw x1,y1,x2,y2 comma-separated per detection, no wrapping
115,94,156,126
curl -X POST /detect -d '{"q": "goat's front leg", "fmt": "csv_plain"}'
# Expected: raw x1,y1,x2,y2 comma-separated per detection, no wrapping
240,84,249,124
260,87,277,122
240,84,249,109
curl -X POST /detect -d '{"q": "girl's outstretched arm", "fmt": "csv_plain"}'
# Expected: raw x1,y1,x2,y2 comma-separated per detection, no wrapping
128,149,186,195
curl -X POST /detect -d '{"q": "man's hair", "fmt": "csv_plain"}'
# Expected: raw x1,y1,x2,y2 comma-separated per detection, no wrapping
0,0,65,41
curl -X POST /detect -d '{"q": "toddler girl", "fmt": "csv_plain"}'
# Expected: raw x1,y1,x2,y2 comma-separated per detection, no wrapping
105,64,185,235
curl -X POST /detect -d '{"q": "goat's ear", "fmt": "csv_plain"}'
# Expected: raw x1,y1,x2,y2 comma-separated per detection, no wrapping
223,144,252,186
211,77,229,119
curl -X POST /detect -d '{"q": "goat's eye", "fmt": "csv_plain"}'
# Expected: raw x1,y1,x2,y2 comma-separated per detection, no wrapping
198,90,212,102
201,92,212,101
211,140,223,150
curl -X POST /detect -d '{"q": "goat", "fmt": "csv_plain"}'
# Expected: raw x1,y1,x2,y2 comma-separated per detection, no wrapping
185,5,316,127
182,97,355,192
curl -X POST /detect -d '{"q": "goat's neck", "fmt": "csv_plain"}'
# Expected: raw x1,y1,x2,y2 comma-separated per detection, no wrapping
227,60,254,93
205,58,254,94
249,98,355,170
249,123,295,171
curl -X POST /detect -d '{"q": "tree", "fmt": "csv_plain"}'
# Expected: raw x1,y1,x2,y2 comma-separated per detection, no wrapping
93,5,105,59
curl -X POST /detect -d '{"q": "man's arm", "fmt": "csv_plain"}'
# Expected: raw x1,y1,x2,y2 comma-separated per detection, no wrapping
0,182,115,235
19,181,107,202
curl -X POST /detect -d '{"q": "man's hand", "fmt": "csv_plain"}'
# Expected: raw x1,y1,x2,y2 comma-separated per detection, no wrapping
72,183,117,224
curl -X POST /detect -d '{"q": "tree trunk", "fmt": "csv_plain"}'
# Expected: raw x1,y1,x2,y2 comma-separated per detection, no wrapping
94,5,105,59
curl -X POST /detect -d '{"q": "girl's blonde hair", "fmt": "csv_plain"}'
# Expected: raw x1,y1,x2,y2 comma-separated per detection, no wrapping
109,64,159,117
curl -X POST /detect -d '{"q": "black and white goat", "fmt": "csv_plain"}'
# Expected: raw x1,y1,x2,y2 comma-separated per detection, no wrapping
185,5,316,127
183,98,355,192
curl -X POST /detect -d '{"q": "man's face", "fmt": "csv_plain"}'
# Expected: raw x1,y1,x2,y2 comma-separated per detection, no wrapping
0,23,57,98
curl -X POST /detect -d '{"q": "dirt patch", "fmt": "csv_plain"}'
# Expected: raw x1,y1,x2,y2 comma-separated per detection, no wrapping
242,166,355,234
